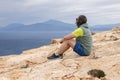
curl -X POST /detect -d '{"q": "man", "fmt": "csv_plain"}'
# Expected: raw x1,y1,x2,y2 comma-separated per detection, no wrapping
47,15,92,59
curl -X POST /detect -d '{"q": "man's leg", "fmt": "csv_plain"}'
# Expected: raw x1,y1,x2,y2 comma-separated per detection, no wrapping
56,39,76,55
47,39,76,59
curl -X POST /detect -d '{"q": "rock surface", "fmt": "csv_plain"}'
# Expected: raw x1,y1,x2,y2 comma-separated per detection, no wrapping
0,27,120,80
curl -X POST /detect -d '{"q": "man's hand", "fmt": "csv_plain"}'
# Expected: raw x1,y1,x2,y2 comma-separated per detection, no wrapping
59,38,64,44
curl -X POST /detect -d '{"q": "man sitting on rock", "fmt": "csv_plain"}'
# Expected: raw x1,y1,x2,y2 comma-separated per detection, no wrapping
47,15,92,59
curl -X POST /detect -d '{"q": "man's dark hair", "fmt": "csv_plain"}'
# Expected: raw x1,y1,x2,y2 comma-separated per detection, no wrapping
76,15,87,27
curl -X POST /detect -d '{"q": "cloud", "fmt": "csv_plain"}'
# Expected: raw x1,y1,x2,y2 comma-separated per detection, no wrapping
0,0,120,26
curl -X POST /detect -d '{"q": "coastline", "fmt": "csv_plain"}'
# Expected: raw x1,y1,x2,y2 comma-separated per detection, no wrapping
0,27,120,80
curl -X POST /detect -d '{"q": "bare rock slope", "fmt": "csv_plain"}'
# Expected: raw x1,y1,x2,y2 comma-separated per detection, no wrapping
0,27,120,80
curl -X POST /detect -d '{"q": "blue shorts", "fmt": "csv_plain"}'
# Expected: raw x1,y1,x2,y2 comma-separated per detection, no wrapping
73,42,86,56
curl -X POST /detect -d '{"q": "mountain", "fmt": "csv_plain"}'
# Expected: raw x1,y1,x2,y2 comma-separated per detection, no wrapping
0,23,26,31
90,23,120,32
0,20,76,31
0,20,120,32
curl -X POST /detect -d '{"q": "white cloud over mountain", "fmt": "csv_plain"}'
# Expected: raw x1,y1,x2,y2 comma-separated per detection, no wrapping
0,0,120,26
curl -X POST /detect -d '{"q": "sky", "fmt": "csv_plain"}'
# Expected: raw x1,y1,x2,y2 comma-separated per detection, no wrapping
0,0,120,26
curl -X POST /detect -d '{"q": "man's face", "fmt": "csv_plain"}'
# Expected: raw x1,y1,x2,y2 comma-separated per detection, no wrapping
76,18,79,22
75,18,78,25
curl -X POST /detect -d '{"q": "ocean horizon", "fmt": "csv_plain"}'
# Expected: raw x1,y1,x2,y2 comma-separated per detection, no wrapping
0,31,70,56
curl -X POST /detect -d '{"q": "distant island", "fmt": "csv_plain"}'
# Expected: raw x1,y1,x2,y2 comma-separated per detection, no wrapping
0,20,120,32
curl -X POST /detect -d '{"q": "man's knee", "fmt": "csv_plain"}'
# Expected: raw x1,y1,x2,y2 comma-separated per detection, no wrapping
63,40,69,43
68,39,75,43
67,39,75,45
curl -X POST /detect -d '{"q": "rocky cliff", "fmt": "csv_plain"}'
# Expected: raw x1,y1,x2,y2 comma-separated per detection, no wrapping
0,27,120,80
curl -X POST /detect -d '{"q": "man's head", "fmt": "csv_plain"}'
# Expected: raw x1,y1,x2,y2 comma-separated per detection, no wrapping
76,15,87,27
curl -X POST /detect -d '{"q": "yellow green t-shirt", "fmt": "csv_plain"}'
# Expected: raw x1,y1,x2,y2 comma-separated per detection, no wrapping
72,28,84,37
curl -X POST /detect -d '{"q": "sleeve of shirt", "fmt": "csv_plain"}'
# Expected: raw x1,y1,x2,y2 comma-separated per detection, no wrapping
72,28,84,37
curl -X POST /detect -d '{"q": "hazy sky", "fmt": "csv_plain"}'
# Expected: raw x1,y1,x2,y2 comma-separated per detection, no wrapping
0,0,120,26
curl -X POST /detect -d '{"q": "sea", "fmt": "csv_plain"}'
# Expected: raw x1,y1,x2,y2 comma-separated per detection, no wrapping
0,31,70,56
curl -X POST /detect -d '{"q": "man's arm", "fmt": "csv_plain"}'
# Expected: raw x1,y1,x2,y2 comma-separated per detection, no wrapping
60,28,84,43
60,33,75,43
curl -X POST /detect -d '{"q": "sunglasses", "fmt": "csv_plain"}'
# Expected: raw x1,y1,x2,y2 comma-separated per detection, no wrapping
76,18,79,22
